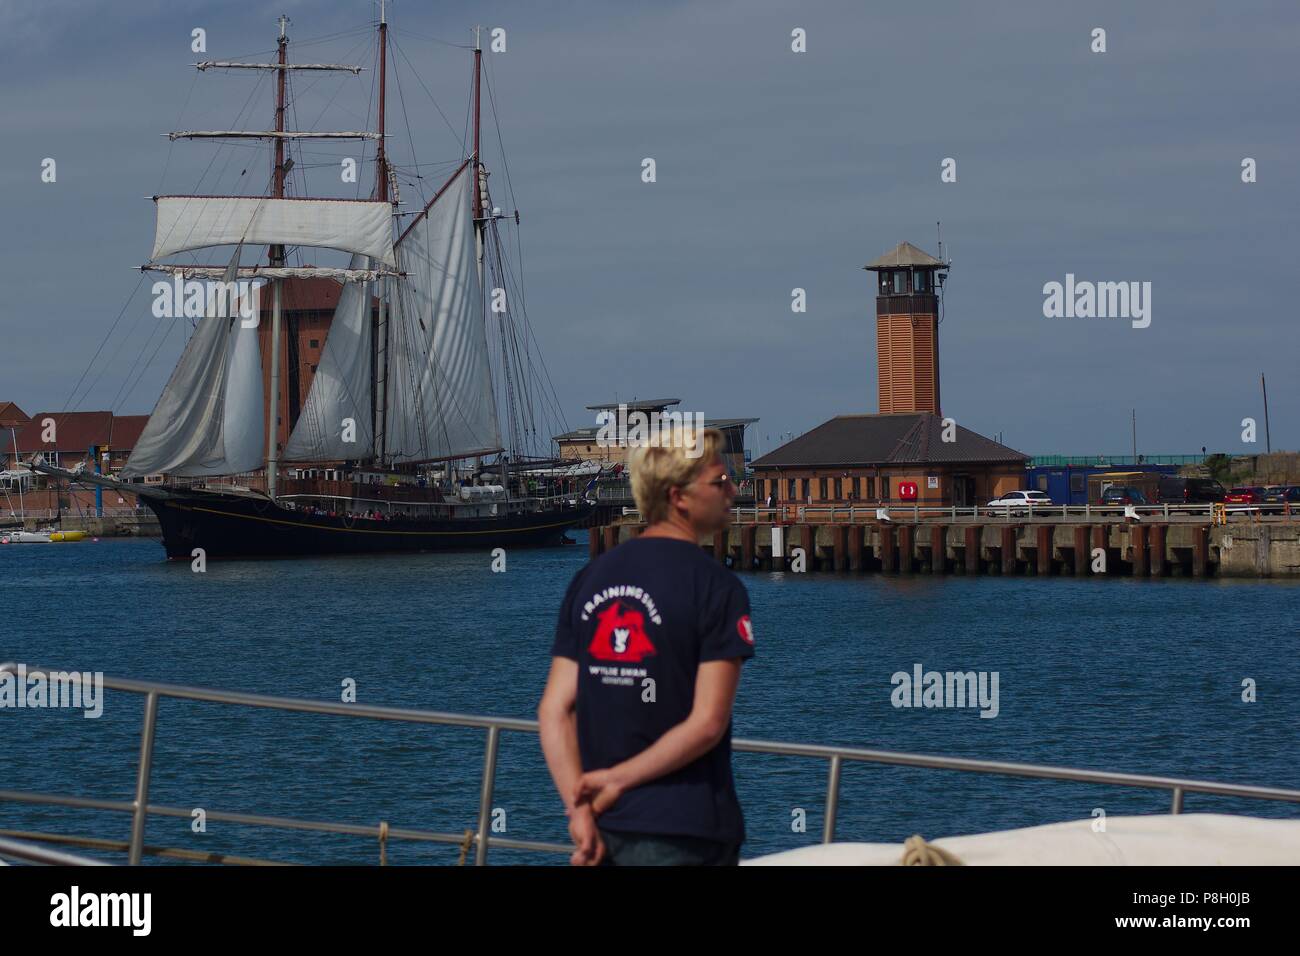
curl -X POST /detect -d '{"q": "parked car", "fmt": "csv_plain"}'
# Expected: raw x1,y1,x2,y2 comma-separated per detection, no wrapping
1224,486,1267,505
1261,486,1300,514
985,490,1053,514
1156,477,1225,505
1099,486,1148,506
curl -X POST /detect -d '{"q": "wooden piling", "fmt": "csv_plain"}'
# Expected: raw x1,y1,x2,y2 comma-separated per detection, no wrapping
898,525,914,574
930,525,947,573
1131,525,1148,577
848,524,864,572
1092,525,1108,575
1036,525,1052,576
964,526,981,574
1150,524,1167,577
880,524,896,573
832,524,848,572
800,526,817,571
713,528,727,564
588,526,602,560
603,525,618,554
1000,526,1017,575
1073,525,1090,576
740,525,756,571
1192,525,1209,577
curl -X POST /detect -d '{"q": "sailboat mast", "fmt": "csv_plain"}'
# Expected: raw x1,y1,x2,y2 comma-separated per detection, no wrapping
10,427,23,521
470,26,509,498
266,14,290,499
373,1,389,466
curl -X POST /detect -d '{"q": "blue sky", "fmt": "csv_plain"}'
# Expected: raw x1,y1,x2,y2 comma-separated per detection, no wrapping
1,0,1296,459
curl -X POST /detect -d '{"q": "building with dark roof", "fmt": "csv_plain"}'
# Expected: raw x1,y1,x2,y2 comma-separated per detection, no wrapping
750,240,1028,507
751,412,1026,508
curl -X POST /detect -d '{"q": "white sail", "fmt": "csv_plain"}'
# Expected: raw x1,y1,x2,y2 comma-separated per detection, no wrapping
121,251,264,478
152,196,395,266
384,162,502,463
282,254,375,461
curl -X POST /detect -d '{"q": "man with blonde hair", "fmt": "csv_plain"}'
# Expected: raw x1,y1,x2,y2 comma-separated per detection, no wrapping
539,426,755,865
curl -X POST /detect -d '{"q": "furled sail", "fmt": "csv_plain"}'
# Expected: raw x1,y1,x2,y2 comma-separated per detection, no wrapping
144,264,396,281
282,254,375,461
384,162,502,463
152,196,395,266
121,250,264,478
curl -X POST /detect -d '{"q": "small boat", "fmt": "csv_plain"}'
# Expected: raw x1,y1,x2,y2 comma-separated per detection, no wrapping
0,529,87,544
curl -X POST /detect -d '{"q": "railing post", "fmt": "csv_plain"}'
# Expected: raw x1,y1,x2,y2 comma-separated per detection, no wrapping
475,724,501,866
1171,786,1184,814
128,691,159,866
822,754,842,843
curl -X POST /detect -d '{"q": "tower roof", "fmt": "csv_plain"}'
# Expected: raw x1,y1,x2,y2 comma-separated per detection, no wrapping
863,241,945,271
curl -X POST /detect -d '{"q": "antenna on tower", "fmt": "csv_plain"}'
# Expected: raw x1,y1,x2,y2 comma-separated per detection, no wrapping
935,221,949,326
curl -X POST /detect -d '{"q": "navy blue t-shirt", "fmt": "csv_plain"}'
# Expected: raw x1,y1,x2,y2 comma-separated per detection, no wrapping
551,536,755,844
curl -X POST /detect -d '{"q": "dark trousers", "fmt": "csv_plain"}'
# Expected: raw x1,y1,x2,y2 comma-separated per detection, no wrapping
598,828,740,866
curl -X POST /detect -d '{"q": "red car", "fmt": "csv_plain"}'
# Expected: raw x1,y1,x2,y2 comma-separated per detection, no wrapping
1224,486,1267,504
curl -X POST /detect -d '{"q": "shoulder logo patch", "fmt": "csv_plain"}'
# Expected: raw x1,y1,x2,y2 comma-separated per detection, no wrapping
737,614,754,645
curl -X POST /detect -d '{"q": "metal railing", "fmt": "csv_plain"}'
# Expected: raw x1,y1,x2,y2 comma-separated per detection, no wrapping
0,834,108,866
2,663,1298,866
618,503,1293,524
1027,455,1209,467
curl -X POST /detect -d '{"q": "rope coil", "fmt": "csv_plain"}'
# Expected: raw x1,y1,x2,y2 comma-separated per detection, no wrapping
900,834,964,866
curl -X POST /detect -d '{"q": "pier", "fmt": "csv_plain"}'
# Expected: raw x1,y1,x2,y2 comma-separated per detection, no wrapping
591,507,1300,578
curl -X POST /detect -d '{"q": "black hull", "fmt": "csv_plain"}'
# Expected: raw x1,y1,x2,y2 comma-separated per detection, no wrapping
141,492,593,560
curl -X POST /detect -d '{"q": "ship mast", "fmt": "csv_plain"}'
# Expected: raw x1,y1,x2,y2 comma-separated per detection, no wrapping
470,25,509,498
373,0,390,467
265,13,290,499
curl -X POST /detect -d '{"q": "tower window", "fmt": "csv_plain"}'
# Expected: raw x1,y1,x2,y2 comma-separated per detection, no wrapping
892,271,908,294
912,269,929,292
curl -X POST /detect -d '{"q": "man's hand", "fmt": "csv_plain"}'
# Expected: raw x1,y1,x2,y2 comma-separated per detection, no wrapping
573,768,627,816
567,803,605,866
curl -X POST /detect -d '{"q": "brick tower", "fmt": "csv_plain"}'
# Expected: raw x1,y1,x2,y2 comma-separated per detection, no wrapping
864,241,948,415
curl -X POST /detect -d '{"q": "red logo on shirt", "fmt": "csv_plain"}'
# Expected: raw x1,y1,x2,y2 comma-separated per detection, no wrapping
737,615,754,645
589,602,657,662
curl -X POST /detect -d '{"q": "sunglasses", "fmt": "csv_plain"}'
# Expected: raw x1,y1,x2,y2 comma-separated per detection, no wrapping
700,472,735,488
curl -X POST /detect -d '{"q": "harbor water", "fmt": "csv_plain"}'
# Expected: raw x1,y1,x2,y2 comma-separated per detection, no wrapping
2,535,1297,864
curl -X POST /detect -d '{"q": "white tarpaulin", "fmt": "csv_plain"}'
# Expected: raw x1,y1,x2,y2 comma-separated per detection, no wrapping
152,196,395,266
384,163,502,463
283,254,375,461
741,814,1300,866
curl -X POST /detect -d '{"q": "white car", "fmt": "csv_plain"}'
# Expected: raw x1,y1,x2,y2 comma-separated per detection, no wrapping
985,490,1052,514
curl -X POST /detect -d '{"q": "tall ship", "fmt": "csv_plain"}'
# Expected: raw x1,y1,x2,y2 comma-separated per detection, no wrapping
39,8,592,558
